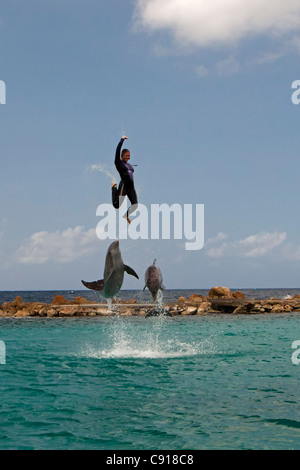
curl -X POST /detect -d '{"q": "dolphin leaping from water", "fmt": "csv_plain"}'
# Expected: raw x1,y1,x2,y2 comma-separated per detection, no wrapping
81,240,139,299
143,258,165,302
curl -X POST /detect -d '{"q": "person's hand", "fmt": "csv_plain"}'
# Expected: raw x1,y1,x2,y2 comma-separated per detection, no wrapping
122,135,128,140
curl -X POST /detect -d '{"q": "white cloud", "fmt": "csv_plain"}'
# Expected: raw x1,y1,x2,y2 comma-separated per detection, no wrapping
290,35,300,53
13,226,100,264
247,49,286,66
134,0,300,48
237,232,287,257
205,232,229,258
205,232,228,246
215,56,240,75
205,231,287,258
195,64,209,77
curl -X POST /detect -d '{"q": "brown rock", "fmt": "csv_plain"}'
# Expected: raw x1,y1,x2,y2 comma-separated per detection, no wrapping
271,304,293,313
1,309,13,317
196,302,211,314
251,304,266,313
208,287,232,298
181,306,198,315
232,291,245,299
132,308,145,316
233,303,255,314
95,308,109,315
37,308,48,317
58,306,78,316
120,309,133,316
177,296,188,305
1,296,25,315
74,296,93,304
27,303,46,316
263,299,284,306
287,300,300,310
12,296,24,308
52,295,69,305
189,294,203,303
76,310,88,317
46,308,58,317
169,306,183,315
14,309,29,317
196,309,208,315
134,308,147,317
1,302,15,313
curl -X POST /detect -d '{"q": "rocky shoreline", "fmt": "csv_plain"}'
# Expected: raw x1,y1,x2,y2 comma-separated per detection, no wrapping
1,287,300,318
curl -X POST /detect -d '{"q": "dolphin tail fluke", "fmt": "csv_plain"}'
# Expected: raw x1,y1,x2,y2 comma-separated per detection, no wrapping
81,279,104,291
124,265,139,279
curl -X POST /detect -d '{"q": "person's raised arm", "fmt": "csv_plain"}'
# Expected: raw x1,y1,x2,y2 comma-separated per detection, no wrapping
115,135,128,166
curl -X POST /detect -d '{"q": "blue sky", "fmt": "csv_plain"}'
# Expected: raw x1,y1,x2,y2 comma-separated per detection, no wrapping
1,0,300,290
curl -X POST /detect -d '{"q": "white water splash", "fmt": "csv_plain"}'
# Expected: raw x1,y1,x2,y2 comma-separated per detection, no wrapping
100,338,213,359
87,163,117,184
80,318,216,359
156,289,163,309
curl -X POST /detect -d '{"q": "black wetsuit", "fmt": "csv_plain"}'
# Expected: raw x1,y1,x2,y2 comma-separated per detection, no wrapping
112,138,138,217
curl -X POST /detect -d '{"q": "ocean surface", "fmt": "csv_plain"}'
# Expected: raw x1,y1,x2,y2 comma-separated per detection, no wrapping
0,289,300,450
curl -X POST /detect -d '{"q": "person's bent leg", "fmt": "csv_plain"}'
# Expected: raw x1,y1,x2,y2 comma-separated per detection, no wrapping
112,182,125,209
111,184,119,208
125,187,138,221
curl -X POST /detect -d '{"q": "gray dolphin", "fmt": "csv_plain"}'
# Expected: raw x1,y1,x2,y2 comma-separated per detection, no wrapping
143,259,165,301
81,240,139,299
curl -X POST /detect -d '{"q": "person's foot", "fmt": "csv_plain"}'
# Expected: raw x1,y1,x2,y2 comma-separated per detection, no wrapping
123,215,131,224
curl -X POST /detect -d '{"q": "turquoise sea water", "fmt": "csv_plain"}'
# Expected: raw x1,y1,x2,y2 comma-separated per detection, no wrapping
0,313,300,450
